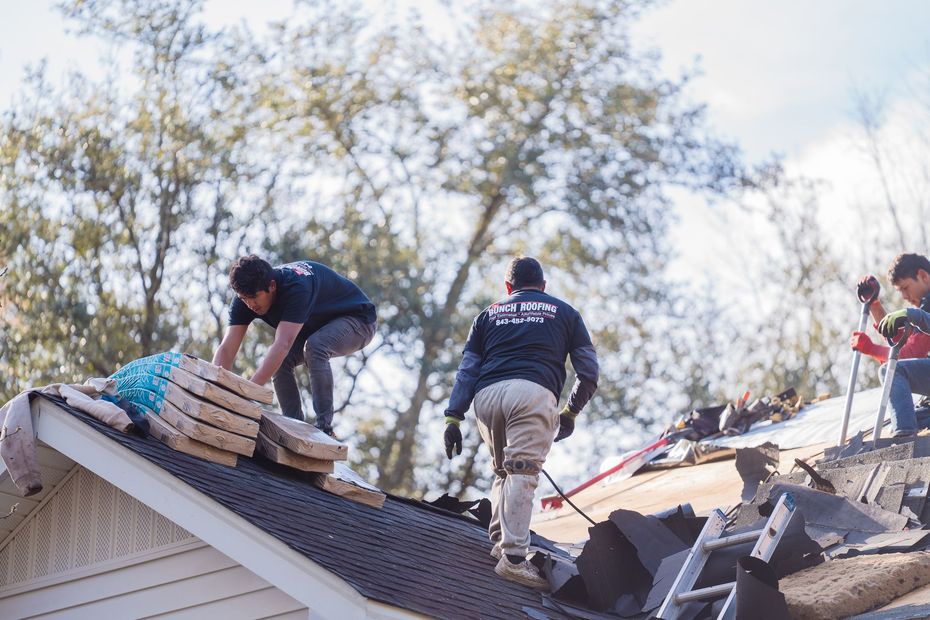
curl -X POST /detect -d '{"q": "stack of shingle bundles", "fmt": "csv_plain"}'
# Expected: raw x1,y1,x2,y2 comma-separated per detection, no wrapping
112,352,274,467
258,412,385,509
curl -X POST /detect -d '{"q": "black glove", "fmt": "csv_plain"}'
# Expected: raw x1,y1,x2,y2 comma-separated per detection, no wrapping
555,406,578,442
857,275,880,303
444,416,463,459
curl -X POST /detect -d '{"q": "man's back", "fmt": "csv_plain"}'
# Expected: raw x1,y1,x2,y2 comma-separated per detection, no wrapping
467,289,590,400
229,260,376,334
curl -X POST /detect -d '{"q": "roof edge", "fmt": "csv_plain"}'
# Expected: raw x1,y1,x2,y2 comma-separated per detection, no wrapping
31,398,379,620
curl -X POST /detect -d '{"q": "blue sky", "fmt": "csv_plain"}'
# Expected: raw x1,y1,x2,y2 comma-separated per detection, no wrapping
4,1,929,160
634,0,930,162
3,1,928,174
628,1,930,295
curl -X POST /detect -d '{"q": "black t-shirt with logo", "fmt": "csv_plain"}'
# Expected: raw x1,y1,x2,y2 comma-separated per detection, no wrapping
228,260,376,338
464,289,593,400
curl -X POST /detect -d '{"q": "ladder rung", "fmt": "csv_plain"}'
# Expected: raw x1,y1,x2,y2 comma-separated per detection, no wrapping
676,581,735,603
656,493,797,620
702,529,762,552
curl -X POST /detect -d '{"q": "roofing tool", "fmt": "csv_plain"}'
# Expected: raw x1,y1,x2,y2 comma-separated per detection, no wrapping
871,324,913,444
540,468,596,525
792,457,836,494
539,435,671,510
837,284,880,446
656,492,796,620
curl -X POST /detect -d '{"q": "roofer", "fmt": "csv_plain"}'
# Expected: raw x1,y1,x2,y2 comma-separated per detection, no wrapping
872,253,930,437
443,257,598,590
851,253,930,363
212,255,377,437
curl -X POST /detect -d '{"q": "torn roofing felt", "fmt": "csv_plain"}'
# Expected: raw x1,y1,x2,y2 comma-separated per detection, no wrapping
38,394,607,620
708,388,918,450
732,556,790,620
735,442,779,503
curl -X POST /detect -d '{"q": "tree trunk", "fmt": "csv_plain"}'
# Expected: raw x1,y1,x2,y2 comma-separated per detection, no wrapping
376,193,504,492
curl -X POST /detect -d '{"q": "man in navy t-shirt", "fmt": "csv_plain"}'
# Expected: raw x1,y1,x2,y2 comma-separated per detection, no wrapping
443,257,598,590
212,255,377,436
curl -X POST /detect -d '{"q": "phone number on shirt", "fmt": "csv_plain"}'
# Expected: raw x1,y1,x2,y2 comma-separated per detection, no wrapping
495,316,546,326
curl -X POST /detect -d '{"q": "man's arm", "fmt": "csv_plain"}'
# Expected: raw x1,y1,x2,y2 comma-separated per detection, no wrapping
445,351,482,420
869,300,888,325
905,307,930,335
443,317,484,459
212,324,249,370
850,331,889,363
566,345,599,413
250,321,303,386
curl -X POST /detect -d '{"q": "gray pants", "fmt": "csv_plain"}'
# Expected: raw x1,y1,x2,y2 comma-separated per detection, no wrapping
272,316,376,432
474,378,559,558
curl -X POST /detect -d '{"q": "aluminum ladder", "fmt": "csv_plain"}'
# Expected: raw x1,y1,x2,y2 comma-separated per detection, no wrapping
656,492,796,620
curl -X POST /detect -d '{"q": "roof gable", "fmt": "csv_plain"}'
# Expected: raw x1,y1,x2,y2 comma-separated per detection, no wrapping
31,395,574,620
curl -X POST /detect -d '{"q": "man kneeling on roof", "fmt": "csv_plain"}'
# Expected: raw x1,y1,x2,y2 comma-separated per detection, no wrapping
851,252,930,364
212,255,377,438
873,253,930,437
442,257,599,590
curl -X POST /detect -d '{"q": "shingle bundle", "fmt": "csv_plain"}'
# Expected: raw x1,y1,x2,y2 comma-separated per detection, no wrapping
112,352,274,467
257,412,385,508
112,351,384,508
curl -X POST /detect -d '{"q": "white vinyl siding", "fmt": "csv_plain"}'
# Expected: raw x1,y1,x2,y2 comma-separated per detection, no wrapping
0,441,76,543
0,467,307,620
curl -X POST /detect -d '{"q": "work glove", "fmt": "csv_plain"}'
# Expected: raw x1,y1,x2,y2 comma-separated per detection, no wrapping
555,406,578,442
850,330,889,363
857,275,880,302
850,331,878,353
444,416,463,459
878,309,909,338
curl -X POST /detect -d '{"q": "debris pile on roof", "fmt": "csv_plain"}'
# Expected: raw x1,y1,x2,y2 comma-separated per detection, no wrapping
524,496,821,618
541,387,823,512
649,387,832,470
667,388,809,443
525,379,930,618
530,424,930,618
112,351,385,508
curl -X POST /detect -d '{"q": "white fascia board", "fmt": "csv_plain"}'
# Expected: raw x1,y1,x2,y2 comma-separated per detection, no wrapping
30,398,383,620
366,600,434,619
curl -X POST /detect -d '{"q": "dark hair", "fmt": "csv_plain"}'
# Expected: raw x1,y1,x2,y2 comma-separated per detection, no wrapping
506,256,545,290
229,254,275,296
888,253,930,284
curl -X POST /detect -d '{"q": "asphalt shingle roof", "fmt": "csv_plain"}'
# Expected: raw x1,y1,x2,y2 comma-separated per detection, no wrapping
42,394,578,620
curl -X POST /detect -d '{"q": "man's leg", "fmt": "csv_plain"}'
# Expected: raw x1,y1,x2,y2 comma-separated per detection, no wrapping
272,339,309,420
497,380,558,560
475,379,557,590
304,316,376,432
473,385,508,555
883,358,930,434
488,475,504,558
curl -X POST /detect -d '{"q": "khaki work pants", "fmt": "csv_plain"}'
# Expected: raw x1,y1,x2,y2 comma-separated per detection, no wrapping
473,378,559,558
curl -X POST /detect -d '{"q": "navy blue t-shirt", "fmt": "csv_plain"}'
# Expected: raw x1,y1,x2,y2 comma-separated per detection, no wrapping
464,289,593,400
228,261,376,337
